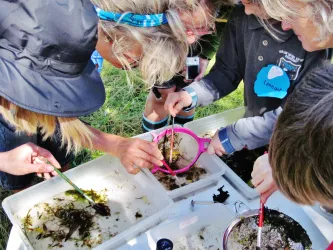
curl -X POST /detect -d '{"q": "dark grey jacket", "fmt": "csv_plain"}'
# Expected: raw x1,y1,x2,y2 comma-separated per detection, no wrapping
185,5,331,152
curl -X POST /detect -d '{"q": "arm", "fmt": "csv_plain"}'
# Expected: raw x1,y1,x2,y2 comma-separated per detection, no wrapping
223,107,283,152
207,107,282,155
88,126,164,174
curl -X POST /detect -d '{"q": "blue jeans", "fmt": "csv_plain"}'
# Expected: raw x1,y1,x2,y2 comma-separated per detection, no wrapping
0,115,74,190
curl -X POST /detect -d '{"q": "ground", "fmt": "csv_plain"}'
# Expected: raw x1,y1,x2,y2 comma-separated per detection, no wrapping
0,62,244,250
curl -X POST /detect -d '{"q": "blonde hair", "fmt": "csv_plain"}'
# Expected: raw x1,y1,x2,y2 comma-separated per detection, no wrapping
92,0,214,86
0,97,94,155
260,0,333,41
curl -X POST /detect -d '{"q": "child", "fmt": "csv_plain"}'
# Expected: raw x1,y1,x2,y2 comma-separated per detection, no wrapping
94,0,215,85
164,0,331,156
142,4,232,132
268,65,333,249
266,64,333,207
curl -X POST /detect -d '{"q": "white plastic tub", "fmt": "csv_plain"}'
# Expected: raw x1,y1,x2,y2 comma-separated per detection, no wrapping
135,126,226,200
184,107,259,200
2,155,173,250
184,107,245,136
150,203,234,250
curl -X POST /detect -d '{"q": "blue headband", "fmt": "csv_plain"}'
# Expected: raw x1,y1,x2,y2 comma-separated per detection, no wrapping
95,7,168,27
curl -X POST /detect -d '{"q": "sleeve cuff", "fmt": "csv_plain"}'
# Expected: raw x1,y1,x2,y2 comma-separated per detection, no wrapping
218,127,236,154
182,86,198,112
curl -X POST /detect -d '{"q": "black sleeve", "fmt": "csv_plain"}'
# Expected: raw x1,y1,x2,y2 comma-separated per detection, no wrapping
202,7,244,100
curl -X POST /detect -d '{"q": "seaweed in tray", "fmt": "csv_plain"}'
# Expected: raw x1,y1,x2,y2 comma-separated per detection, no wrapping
22,189,110,248
219,146,268,188
153,157,207,191
212,185,230,203
65,189,110,216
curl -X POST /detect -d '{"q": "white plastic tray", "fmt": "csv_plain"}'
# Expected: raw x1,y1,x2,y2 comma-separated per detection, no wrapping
184,107,245,136
302,204,333,243
2,155,173,250
184,107,259,200
150,203,234,250
134,126,225,200
5,174,331,250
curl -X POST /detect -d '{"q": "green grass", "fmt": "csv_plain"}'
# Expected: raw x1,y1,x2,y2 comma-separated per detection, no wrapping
0,190,11,250
0,61,243,249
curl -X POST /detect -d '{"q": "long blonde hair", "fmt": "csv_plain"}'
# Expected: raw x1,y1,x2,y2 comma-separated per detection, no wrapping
92,0,215,86
0,97,94,155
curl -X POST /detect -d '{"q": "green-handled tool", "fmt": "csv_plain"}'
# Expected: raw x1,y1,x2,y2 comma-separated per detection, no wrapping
52,167,95,204
37,156,110,216
52,166,110,216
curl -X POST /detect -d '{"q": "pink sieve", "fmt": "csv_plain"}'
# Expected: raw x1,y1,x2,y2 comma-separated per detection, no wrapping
151,127,211,174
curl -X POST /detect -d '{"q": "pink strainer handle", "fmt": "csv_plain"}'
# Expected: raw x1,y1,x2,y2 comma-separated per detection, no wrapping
198,137,211,153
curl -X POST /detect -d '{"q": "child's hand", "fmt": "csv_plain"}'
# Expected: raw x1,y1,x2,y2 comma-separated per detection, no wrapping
207,130,227,156
251,154,278,203
164,91,192,117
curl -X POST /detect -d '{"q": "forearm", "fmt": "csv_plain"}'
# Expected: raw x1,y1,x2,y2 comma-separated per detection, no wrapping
88,126,124,156
87,126,163,174
220,107,283,153
183,73,239,108
0,151,10,172
184,80,220,107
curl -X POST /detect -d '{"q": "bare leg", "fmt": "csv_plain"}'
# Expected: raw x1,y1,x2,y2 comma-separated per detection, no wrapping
144,87,177,122
143,87,195,132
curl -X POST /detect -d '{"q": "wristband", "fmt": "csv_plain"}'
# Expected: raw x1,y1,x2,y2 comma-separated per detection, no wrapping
218,127,236,154
182,86,198,112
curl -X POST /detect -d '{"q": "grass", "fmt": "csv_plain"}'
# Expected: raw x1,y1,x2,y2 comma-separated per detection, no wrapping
0,190,11,250
0,61,243,249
